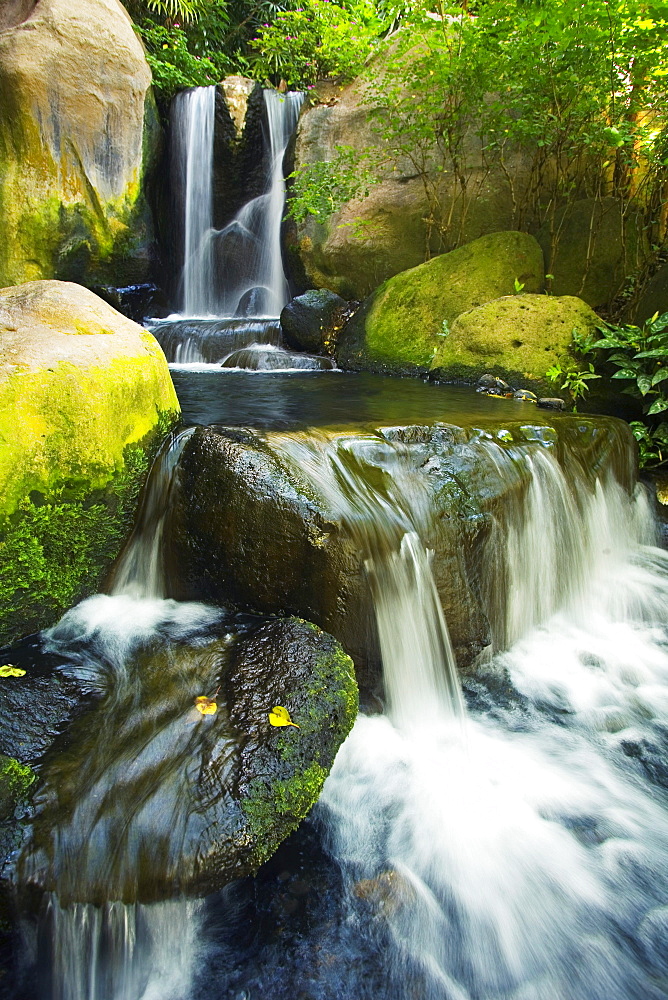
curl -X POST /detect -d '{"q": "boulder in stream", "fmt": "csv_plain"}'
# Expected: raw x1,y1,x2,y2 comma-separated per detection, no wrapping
165,415,635,689
10,601,358,903
280,289,352,355
0,280,179,645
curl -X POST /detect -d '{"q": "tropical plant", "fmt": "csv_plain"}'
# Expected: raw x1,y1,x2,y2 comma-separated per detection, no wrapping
250,0,382,88
572,311,668,468
545,361,601,410
577,312,668,418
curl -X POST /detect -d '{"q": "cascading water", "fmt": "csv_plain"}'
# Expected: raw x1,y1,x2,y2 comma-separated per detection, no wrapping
170,86,303,322
171,87,216,318
9,384,668,1000
309,435,668,1000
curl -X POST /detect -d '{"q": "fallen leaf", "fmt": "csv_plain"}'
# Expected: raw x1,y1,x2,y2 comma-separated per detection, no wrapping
269,705,300,729
195,695,218,716
0,665,26,678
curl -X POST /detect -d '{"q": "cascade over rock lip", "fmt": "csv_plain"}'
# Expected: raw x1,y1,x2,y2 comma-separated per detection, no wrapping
336,232,545,375
166,413,635,688
14,610,358,904
0,280,179,645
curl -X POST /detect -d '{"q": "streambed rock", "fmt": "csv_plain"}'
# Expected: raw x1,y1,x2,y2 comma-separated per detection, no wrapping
0,0,161,288
14,609,357,903
0,280,179,645
166,415,633,685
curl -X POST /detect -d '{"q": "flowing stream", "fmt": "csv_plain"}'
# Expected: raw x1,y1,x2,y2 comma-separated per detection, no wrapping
13,412,668,1000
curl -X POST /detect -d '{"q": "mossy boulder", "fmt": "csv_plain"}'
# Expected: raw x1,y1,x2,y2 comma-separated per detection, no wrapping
0,0,161,288
17,611,357,902
429,293,601,392
0,280,179,644
337,232,544,374
537,198,649,310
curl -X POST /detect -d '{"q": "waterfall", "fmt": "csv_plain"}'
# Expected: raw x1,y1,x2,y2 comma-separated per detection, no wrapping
172,87,216,318
110,429,194,600
171,86,303,320
317,440,668,1000
271,432,465,726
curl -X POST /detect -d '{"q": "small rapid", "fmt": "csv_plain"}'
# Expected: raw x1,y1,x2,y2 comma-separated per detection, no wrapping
311,434,668,1000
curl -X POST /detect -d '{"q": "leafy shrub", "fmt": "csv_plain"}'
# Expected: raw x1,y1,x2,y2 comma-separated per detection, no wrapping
250,0,381,88
574,312,668,468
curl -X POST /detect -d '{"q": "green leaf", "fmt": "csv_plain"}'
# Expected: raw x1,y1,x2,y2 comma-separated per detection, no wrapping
611,370,638,379
651,370,668,386
647,398,668,415
635,349,668,358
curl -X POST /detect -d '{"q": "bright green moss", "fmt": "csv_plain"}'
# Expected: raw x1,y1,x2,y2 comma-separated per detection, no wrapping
0,756,35,822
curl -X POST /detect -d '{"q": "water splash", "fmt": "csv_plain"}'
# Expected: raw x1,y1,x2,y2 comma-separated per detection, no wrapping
270,431,465,725
317,434,668,1000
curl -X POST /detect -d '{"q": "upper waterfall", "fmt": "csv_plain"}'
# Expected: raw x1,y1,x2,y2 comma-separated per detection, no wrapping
170,85,303,319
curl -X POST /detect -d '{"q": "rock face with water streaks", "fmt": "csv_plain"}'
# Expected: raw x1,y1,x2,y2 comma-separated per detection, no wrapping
10,610,357,903
166,415,635,689
0,280,179,645
0,0,161,288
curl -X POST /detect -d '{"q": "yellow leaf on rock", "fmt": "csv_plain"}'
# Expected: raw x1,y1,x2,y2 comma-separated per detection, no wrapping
0,665,26,678
195,695,218,716
268,705,300,729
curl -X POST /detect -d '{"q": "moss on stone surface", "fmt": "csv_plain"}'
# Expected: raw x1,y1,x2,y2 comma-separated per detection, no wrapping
0,281,180,644
337,232,545,373
0,433,166,645
0,756,35,823
237,621,358,868
429,293,600,391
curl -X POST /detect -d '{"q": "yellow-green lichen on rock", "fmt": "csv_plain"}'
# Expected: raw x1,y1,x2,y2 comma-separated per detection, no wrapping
0,0,161,288
0,280,180,645
429,294,601,391
336,231,544,373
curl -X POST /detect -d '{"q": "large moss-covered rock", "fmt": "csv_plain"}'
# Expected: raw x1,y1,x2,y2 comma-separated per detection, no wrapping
0,280,179,644
15,611,357,903
286,69,537,299
337,232,544,374
0,0,161,288
537,198,649,309
429,293,601,392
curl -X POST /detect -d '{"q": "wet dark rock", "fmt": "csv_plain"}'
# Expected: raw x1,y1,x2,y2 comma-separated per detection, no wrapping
165,416,634,689
90,283,168,323
280,290,352,355
537,397,567,411
16,618,357,904
478,374,511,392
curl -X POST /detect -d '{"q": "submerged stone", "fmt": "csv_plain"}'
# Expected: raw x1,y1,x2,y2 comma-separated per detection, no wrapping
14,609,357,904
